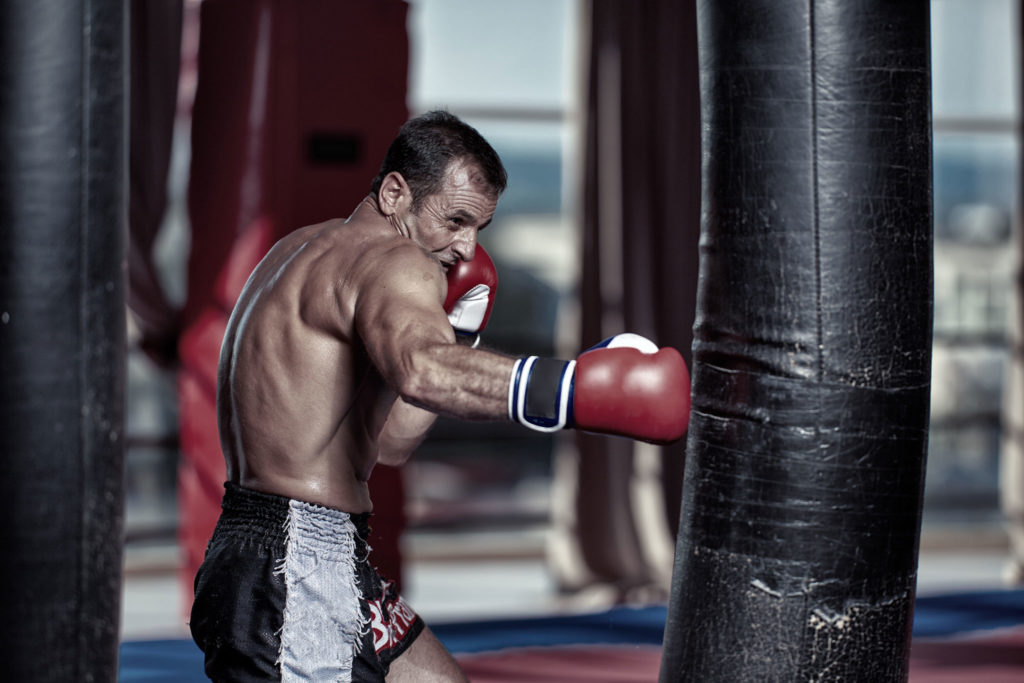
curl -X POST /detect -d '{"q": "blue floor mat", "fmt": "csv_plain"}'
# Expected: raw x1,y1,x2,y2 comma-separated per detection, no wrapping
118,589,1024,682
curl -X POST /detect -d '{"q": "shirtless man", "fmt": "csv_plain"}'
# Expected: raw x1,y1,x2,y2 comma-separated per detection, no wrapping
189,111,690,681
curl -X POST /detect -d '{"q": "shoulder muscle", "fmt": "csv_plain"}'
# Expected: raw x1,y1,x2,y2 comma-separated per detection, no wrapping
351,242,454,382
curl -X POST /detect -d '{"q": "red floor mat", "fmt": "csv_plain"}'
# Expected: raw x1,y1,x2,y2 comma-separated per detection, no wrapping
458,645,661,683
453,630,1024,682
909,628,1024,682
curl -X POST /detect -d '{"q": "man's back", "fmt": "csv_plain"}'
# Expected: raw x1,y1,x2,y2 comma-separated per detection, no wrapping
216,212,401,513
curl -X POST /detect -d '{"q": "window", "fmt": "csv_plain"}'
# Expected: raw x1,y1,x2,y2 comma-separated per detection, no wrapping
929,0,1020,512
404,0,583,529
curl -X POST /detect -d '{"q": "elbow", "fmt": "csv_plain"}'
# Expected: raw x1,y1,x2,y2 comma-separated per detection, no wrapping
395,372,431,410
394,349,444,410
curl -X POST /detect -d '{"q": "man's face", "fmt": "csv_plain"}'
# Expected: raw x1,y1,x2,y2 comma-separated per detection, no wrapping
406,160,497,271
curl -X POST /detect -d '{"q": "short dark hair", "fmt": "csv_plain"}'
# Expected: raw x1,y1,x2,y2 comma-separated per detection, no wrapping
370,110,508,209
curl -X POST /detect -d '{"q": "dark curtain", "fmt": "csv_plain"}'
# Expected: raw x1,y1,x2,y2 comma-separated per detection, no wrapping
1001,244,1024,581
1004,271,1024,584
128,0,185,368
551,0,701,601
1000,5,1024,588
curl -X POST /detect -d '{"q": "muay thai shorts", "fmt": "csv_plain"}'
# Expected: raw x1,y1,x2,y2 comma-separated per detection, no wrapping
190,483,424,681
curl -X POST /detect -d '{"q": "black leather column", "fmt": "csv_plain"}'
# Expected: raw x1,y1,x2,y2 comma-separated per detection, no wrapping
0,1,127,679
660,2,933,680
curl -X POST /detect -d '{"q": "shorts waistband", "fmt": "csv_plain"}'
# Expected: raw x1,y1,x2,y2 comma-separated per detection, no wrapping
218,482,372,546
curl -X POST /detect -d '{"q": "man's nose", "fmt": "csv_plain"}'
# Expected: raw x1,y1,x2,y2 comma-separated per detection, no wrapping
453,236,476,262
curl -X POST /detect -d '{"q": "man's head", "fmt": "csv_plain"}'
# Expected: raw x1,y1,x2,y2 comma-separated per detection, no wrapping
370,110,507,210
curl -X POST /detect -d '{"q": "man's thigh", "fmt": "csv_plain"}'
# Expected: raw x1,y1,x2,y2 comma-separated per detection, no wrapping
385,626,467,683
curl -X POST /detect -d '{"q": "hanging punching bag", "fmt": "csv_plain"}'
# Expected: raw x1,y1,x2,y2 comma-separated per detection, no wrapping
0,0,126,680
660,2,932,681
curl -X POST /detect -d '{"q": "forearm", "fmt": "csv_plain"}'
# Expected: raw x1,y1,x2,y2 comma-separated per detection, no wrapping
398,344,516,422
377,396,438,466
375,343,511,465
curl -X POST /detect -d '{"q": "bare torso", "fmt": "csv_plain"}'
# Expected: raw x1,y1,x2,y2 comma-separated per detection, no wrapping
218,207,415,513
218,168,517,515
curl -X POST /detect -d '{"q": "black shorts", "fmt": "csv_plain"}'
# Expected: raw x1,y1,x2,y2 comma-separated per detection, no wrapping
190,483,424,682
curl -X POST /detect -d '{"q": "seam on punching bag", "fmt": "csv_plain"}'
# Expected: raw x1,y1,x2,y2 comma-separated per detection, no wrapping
809,0,823,383
77,2,91,679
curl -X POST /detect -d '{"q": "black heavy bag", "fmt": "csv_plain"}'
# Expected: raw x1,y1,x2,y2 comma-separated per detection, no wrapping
660,2,932,681
0,0,127,680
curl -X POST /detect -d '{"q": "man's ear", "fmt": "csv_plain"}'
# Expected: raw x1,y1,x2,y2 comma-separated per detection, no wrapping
378,172,412,217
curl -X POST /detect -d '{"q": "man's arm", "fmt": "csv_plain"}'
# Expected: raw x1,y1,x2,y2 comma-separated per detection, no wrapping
375,396,438,466
352,243,516,421
374,249,499,465
354,241,692,445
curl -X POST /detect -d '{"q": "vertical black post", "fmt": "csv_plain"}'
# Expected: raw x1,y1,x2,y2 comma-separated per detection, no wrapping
0,1,127,680
660,2,932,681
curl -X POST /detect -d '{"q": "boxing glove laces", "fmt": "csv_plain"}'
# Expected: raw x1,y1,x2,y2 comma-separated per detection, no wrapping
444,245,498,348
508,333,691,444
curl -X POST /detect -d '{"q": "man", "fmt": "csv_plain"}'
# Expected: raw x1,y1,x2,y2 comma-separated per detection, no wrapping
190,110,690,681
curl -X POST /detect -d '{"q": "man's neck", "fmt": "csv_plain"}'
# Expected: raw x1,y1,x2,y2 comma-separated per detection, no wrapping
348,195,410,239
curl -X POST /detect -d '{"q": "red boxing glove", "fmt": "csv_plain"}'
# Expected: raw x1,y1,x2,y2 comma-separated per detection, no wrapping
574,334,691,443
508,333,691,445
444,245,498,345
